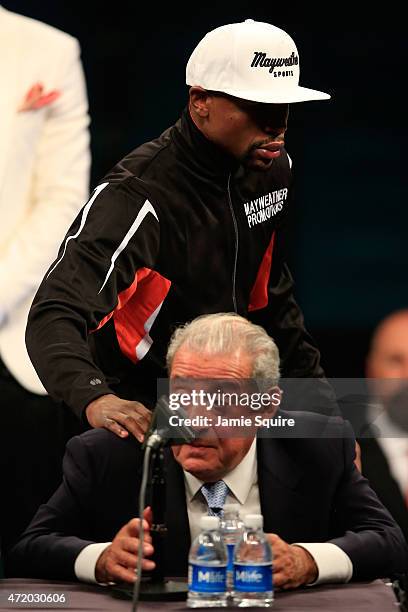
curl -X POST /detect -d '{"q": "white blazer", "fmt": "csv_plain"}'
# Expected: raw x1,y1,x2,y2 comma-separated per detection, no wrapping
0,6,90,393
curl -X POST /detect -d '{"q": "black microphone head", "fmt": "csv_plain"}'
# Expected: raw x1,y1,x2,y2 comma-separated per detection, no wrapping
144,395,195,449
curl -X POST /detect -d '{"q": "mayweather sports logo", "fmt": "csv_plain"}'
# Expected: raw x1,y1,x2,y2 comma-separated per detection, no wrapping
251,51,298,75
244,188,288,228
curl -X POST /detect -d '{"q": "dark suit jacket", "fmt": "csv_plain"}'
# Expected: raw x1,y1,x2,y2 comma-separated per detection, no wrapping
6,413,408,581
359,435,408,543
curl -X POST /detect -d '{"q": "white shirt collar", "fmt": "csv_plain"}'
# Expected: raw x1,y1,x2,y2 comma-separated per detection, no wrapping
368,403,408,438
183,437,257,505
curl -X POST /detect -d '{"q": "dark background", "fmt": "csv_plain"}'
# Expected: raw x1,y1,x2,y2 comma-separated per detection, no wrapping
4,1,407,377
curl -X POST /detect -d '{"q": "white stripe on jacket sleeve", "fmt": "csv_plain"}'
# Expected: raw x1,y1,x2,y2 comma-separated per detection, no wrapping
98,199,158,294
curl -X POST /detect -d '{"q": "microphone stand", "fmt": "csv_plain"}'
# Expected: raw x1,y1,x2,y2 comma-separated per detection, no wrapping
148,445,167,584
112,396,193,605
137,444,188,601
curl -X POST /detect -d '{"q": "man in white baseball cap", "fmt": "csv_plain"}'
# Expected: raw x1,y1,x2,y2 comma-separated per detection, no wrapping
24,19,338,454
185,19,330,171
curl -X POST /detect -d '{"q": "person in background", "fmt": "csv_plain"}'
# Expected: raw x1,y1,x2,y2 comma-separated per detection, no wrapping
0,5,90,551
359,309,408,542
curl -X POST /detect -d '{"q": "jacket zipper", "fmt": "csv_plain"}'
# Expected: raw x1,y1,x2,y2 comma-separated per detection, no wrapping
227,173,238,312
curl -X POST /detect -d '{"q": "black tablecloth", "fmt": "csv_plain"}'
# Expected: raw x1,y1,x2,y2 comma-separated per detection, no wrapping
0,578,397,611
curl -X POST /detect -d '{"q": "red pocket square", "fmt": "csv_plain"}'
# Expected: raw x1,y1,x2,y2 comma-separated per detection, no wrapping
18,82,60,112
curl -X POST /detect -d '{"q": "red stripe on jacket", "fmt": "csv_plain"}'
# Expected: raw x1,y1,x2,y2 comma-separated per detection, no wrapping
91,268,171,363
248,232,275,312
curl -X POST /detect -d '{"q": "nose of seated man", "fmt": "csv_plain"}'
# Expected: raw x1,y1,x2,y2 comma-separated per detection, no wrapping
169,347,278,482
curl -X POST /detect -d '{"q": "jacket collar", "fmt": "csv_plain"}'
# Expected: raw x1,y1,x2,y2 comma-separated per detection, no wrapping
173,107,240,180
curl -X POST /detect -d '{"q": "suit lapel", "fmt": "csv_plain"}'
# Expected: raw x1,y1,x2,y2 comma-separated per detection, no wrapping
257,437,305,540
163,447,190,576
0,8,21,189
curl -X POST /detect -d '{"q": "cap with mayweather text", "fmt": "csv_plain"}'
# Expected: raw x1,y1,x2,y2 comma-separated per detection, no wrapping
186,19,330,104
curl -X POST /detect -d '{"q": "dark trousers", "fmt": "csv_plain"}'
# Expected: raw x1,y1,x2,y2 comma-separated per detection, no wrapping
0,357,82,556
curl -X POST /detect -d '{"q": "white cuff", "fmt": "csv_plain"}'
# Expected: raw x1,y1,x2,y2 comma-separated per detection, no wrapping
293,543,353,585
74,542,111,584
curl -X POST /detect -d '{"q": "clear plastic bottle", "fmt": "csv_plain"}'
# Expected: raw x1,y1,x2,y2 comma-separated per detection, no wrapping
187,515,228,608
219,503,244,595
233,514,273,607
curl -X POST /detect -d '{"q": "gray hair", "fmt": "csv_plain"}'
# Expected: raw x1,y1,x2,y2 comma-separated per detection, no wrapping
166,313,280,385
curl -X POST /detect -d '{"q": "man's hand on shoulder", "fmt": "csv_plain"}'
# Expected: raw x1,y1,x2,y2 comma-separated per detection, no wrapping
95,508,155,584
85,394,152,442
267,534,318,589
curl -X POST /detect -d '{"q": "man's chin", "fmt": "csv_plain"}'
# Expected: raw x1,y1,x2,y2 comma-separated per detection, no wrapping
182,453,217,479
244,157,274,171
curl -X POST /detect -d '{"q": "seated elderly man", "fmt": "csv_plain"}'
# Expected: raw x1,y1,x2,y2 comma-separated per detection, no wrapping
7,313,408,586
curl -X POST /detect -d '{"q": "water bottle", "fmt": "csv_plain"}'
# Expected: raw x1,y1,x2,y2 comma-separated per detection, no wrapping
233,514,273,607
187,515,228,608
219,503,244,594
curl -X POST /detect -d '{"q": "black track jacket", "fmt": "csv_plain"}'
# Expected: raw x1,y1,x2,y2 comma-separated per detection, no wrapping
26,108,328,419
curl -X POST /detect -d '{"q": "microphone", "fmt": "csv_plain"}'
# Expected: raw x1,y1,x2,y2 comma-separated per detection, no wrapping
114,395,192,603
136,395,193,600
143,395,195,449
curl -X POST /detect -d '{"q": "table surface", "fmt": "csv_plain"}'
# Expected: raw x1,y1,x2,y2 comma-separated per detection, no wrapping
0,578,398,611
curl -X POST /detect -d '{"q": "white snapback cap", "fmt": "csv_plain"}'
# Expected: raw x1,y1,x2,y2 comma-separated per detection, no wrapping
186,19,330,104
